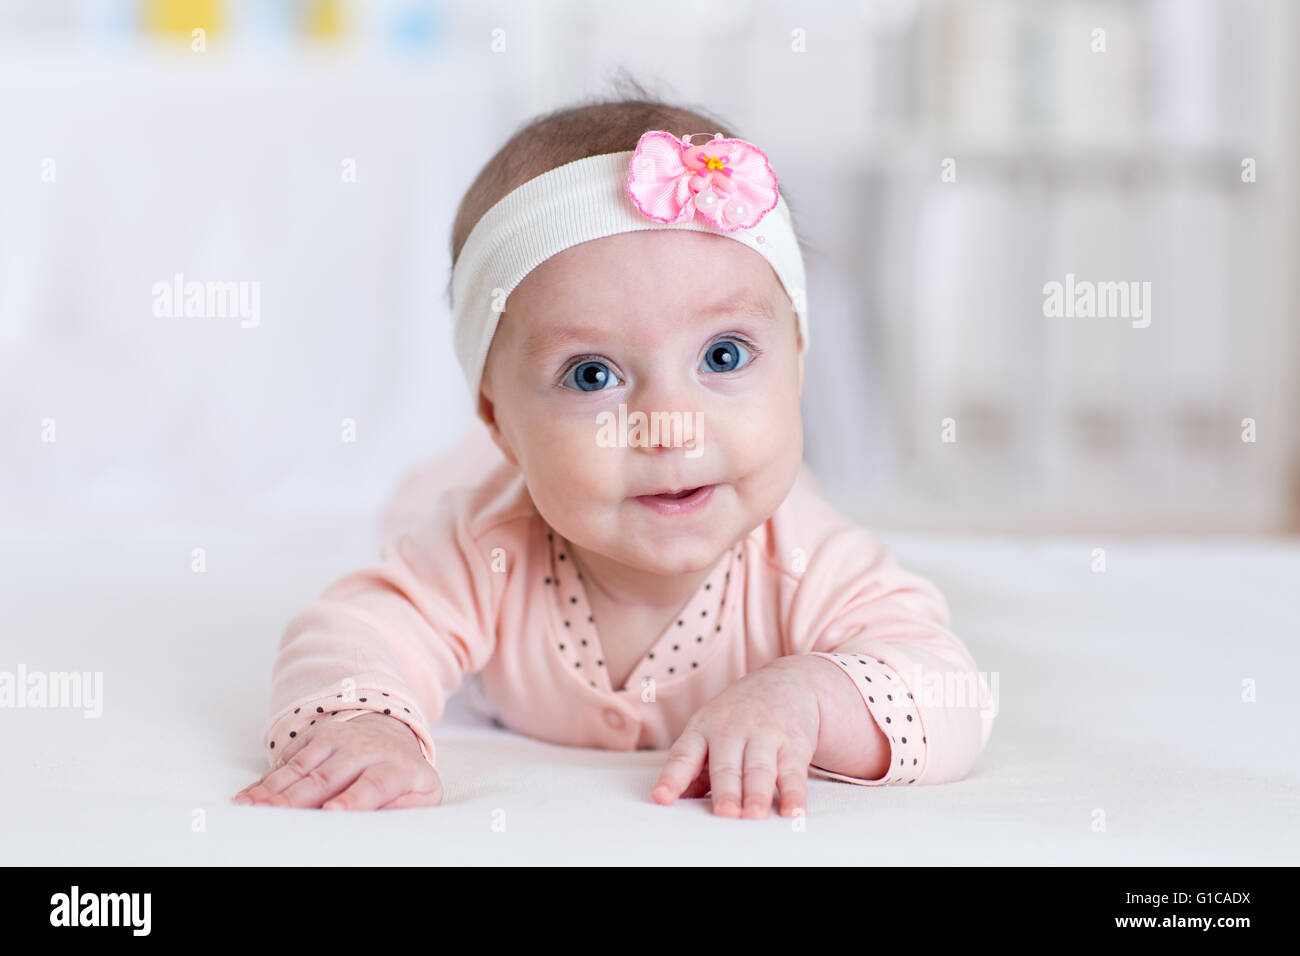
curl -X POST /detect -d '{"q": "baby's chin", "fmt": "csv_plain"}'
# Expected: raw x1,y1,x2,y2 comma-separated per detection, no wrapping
603,502,751,574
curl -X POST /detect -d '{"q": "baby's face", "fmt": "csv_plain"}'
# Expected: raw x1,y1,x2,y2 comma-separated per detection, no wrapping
480,230,804,575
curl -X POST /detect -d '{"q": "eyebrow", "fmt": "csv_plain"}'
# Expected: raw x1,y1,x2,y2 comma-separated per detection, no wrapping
522,292,778,362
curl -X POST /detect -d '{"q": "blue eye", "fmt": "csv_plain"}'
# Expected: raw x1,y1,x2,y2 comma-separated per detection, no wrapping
701,338,752,374
565,360,621,391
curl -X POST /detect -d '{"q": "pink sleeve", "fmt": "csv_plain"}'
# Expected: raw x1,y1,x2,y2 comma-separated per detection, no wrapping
262,491,499,771
805,651,927,786
791,526,995,787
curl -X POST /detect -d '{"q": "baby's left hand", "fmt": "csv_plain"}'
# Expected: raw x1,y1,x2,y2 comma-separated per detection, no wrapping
651,655,828,819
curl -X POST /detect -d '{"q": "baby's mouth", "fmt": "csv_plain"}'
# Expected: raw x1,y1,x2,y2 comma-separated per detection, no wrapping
656,487,701,500
633,484,719,514
642,485,707,500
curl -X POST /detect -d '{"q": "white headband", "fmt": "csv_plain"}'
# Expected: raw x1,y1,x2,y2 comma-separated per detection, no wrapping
450,136,808,402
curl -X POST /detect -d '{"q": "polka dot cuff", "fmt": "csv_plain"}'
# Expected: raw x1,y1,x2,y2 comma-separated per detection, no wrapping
806,651,927,786
264,688,434,769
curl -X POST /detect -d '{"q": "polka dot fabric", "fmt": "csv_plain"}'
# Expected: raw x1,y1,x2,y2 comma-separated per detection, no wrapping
545,529,738,693
264,689,433,769
805,651,927,785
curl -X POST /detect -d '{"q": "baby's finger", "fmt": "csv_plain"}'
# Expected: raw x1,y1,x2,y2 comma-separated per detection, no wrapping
680,765,711,800
322,763,404,811
740,738,780,819
237,738,333,804
707,736,746,818
267,751,368,809
234,725,322,800
775,744,810,817
651,729,707,804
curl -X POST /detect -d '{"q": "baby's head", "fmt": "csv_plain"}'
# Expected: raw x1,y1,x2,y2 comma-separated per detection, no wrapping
449,95,807,578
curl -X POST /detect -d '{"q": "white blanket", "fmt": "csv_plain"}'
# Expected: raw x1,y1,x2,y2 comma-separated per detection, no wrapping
2,524,1296,865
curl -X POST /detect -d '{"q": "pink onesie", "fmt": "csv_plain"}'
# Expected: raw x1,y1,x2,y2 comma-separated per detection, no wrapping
263,437,994,787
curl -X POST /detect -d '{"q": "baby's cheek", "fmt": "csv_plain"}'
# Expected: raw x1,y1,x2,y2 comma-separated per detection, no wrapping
719,395,803,515
527,421,625,507
724,393,800,469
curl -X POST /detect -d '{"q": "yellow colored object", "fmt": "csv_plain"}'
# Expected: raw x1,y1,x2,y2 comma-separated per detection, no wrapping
142,0,223,35
304,0,344,38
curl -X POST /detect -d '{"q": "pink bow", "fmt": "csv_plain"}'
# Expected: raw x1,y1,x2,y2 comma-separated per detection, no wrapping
626,130,779,232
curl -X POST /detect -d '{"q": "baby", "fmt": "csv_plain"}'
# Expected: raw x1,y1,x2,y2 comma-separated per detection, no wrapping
234,96,994,818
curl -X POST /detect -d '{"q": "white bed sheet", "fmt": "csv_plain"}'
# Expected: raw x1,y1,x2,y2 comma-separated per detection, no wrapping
2,521,1296,866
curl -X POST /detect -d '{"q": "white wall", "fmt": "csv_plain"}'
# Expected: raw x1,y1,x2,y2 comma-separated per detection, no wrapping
1,0,1295,535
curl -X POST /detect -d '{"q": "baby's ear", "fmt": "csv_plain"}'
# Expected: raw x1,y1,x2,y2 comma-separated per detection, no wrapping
477,383,521,469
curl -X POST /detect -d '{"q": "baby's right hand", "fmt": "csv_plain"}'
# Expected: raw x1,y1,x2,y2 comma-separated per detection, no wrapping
234,712,442,811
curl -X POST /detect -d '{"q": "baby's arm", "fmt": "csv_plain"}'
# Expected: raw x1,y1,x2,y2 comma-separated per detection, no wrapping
651,525,994,817
236,503,498,810
799,528,994,787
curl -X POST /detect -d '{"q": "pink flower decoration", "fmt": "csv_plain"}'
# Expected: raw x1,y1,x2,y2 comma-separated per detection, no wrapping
626,130,779,233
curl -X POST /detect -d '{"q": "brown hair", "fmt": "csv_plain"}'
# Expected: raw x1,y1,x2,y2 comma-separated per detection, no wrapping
446,72,803,308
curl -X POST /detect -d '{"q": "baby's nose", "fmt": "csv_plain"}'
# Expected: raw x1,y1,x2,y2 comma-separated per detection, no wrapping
627,387,705,455
630,412,701,454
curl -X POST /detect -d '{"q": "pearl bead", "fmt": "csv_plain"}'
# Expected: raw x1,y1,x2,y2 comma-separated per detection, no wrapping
724,200,749,224
693,189,717,214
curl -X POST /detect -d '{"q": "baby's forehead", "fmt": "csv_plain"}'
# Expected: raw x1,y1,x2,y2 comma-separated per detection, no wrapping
494,231,795,366
512,231,785,315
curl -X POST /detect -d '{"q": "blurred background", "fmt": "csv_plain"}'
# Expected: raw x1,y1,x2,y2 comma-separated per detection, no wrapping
1,0,1296,537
